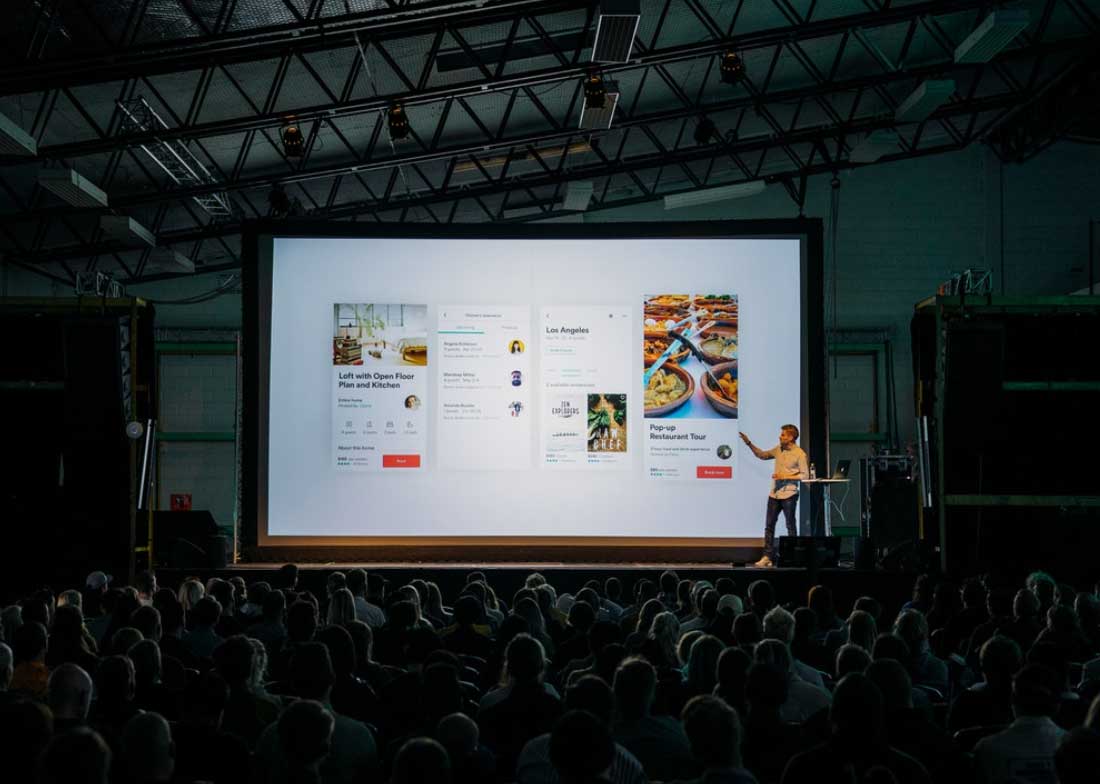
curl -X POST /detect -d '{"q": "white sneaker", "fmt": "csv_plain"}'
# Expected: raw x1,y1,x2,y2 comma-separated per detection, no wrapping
753,555,773,568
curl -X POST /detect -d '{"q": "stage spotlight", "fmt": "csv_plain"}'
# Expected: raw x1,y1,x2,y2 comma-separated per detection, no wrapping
281,124,304,157
720,51,745,84
388,104,410,141
583,73,607,110
693,117,717,145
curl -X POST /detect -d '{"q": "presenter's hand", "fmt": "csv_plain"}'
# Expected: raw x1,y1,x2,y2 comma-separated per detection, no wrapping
739,433,752,446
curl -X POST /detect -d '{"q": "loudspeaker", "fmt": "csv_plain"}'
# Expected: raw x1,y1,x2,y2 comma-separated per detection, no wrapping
154,511,221,568
777,536,840,568
870,478,919,550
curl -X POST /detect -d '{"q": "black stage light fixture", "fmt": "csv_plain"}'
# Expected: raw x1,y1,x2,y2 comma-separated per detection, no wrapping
584,73,607,109
388,104,410,141
281,124,305,157
694,117,717,145
720,51,746,84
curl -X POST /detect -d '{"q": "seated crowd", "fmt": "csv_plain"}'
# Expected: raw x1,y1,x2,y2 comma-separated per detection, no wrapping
2,566,1100,783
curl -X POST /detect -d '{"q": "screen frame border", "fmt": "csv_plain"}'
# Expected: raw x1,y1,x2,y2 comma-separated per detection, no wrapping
242,218,825,562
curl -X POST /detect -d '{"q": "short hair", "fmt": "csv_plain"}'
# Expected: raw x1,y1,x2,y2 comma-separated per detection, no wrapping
567,600,596,633
110,627,143,656
613,656,657,720
122,712,174,783
437,712,478,757
287,600,318,642
128,639,161,687
38,726,110,784
1013,663,1062,717
215,635,256,684
130,606,161,641
275,563,299,590
681,695,743,768
753,639,792,674
505,633,545,684
733,612,762,648
290,642,336,700
525,572,547,589
866,658,912,711
781,424,799,440
550,711,614,782
659,570,679,593
317,625,357,677
872,633,911,663
763,606,796,644
393,737,451,784
979,635,1022,682
748,580,775,615
279,700,335,772
96,655,136,705
262,589,286,622
831,673,884,740
1056,728,1100,784
604,577,622,600
47,663,93,719
192,596,222,627
13,620,48,663
835,643,872,679
854,596,882,622
57,589,82,609
1014,588,1040,619
893,609,929,650
565,675,614,725
135,570,156,595
745,661,789,710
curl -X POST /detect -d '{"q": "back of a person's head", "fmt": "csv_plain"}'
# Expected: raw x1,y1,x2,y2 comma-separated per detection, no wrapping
979,634,1022,685
866,658,913,712
733,612,762,648
716,645,751,687
575,588,601,613
287,600,318,642
550,710,614,784
847,610,877,649
699,589,720,619
659,570,679,594
565,675,614,725
745,661,789,712
831,673,884,742
262,589,286,622
128,638,161,687
681,695,742,769
686,635,724,692
1014,588,1040,619
1055,728,1100,784
808,585,835,616
13,620,47,663
613,656,657,720
186,670,229,722
893,609,929,651
130,606,161,641
123,711,174,783
1046,603,1078,634
96,654,136,705
853,596,882,623
604,577,622,601
291,642,336,700
393,737,451,784
748,580,775,615
753,638,792,674
279,699,334,775
404,626,442,665
1012,663,1062,718
961,578,986,608
763,606,795,644
505,633,545,685
192,596,222,628
437,712,478,757
317,624,357,676
158,596,184,635
214,634,255,685
452,594,483,627
567,600,596,633
346,619,372,663
38,726,110,784
0,697,53,781
871,633,911,664
1027,642,1069,687
0,642,13,689
276,563,300,590
110,626,143,656
835,643,872,679
587,620,621,654
636,579,657,602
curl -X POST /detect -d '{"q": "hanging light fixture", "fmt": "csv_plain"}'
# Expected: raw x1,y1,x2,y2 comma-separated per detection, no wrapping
281,123,305,157
387,104,410,141
583,73,607,109
720,51,746,84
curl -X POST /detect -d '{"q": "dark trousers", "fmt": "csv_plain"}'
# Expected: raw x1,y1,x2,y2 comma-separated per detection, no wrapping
764,494,798,560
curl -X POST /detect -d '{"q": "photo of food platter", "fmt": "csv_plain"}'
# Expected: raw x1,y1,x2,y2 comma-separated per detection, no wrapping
643,293,738,419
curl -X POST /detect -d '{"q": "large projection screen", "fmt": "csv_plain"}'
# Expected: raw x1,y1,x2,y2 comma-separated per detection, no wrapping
243,220,824,559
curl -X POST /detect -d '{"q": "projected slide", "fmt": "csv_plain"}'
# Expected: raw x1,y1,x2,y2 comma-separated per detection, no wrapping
262,234,805,539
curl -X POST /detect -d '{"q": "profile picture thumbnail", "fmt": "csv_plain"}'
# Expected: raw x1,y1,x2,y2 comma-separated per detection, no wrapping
509,401,524,417
511,370,523,387
404,395,421,410
508,339,525,354
716,444,732,460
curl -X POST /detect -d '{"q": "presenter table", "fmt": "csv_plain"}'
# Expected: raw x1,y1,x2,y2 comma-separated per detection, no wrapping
801,478,851,536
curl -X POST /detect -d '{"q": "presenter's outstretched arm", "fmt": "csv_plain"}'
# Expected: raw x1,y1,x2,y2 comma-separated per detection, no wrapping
739,432,772,461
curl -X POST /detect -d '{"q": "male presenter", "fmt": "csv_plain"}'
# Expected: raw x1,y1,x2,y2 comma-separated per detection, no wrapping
740,424,808,568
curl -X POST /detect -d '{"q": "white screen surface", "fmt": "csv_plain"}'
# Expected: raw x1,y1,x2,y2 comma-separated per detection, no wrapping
264,236,804,539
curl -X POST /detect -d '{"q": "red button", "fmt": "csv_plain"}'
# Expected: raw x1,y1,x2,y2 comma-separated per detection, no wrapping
382,454,421,468
697,466,732,479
